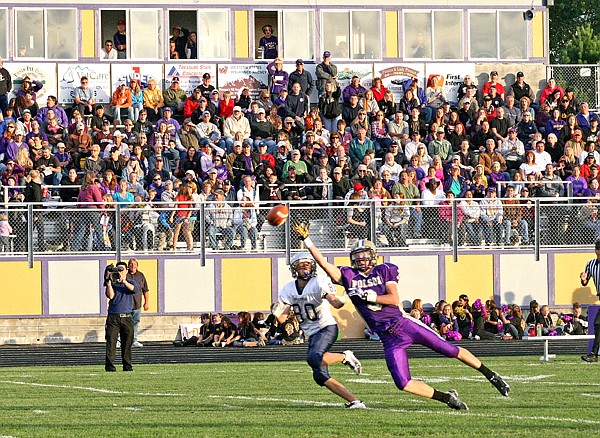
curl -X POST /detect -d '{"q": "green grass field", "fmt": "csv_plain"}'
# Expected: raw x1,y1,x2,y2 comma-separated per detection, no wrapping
0,356,598,437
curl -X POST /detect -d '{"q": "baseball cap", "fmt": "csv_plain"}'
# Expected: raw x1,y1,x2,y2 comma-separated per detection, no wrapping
595,240,600,250
436,127,445,133
333,167,343,174
296,59,304,65
212,89,219,94
234,141,243,147
452,154,460,160
291,149,301,155
288,165,296,171
484,96,492,101
57,142,66,148
171,77,180,83
257,108,265,114
277,141,287,148
155,156,163,161
117,19,126,26
185,170,195,176
258,141,267,147
516,71,524,77
202,110,211,116
208,168,218,174
14,129,23,135
23,108,31,114
163,107,172,112
490,70,498,76
284,117,294,123
113,130,122,137
233,106,242,112
353,182,365,191
323,51,331,58
183,117,193,124
202,73,211,79
487,187,497,193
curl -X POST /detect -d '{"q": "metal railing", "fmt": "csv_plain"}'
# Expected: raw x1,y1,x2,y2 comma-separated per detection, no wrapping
2,196,600,267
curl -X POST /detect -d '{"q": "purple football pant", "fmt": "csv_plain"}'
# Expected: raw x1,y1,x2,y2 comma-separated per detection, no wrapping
378,316,460,390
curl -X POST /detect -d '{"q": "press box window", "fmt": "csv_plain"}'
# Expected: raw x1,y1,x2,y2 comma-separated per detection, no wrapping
14,8,77,59
321,10,381,60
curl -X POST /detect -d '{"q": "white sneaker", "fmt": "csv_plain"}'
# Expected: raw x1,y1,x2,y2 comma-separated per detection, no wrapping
342,350,362,375
132,341,143,348
221,342,226,347
345,400,367,409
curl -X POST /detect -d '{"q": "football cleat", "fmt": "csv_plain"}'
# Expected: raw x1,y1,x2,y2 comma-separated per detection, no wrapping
581,354,598,363
488,372,510,396
342,350,362,375
446,390,469,410
344,400,367,409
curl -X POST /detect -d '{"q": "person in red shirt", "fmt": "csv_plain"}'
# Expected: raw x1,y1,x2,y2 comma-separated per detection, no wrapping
219,91,235,121
481,70,505,99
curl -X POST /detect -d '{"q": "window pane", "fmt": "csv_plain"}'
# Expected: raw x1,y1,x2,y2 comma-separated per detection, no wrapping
198,11,228,59
470,12,497,58
47,9,77,59
434,11,462,59
404,12,431,58
169,10,198,60
352,11,380,59
130,10,160,59
499,11,527,59
15,10,44,58
283,11,314,60
322,12,349,59
0,10,6,58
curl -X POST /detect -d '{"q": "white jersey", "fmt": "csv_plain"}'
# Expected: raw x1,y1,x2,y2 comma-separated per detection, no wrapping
278,275,337,337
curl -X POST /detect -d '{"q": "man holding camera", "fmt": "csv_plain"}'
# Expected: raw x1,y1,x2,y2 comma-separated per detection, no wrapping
105,261,139,372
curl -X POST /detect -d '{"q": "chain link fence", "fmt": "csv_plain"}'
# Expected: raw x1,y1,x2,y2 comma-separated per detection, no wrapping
547,65,600,111
3,197,600,266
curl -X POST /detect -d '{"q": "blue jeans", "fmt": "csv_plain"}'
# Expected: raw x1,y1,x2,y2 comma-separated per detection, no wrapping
234,224,257,249
208,225,234,250
322,116,341,134
503,219,529,244
0,94,8,114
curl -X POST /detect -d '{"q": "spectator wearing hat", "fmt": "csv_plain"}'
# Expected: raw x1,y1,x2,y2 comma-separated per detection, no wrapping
427,127,452,163
500,128,525,171
198,73,215,101
316,51,338,95
516,111,538,145
563,87,580,111
55,142,72,174
579,141,600,166
110,83,133,124
178,119,200,151
267,58,289,101
94,119,114,150
343,75,367,105
508,71,536,105
281,148,308,179
17,108,34,134
223,106,251,148
36,95,68,127
482,70,505,99
195,110,223,149
288,59,314,99
113,19,127,59
251,107,276,151
155,107,181,138
283,165,314,201
259,24,278,59
190,94,215,125
278,116,304,148
104,146,127,177
487,85,504,109
34,145,62,187
163,77,187,118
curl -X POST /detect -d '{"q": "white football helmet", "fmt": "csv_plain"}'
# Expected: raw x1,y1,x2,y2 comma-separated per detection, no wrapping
290,252,317,280
350,239,378,272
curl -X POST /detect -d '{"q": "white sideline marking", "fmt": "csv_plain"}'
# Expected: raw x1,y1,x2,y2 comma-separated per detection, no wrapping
32,410,49,414
348,379,392,384
123,407,142,411
582,393,600,398
3,380,600,425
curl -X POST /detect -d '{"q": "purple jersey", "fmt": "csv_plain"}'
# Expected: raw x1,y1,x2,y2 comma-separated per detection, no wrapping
339,263,404,333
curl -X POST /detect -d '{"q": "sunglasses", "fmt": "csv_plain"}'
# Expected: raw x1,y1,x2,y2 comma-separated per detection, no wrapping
106,44,113,47
153,178,161,181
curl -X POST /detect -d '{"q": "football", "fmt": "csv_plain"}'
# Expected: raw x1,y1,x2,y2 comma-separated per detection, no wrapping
266,204,289,227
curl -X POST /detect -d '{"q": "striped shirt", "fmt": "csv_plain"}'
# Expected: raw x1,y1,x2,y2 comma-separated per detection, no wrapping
584,258,600,295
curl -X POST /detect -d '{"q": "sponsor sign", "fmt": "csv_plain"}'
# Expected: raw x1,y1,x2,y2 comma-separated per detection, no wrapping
58,64,111,104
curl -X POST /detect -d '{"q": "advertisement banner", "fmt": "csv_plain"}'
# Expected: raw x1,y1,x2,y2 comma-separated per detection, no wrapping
424,63,476,104
57,64,112,104
373,63,425,102
111,64,164,93
334,64,374,91
216,64,269,100
8,63,57,103
165,63,216,96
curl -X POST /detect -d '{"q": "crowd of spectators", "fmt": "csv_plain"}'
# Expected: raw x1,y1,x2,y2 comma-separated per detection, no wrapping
405,297,588,341
0,58,599,252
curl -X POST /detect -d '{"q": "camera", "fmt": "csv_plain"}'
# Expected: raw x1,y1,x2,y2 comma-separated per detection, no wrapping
104,264,123,285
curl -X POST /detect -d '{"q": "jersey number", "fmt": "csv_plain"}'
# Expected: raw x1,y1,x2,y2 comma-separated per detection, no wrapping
292,303,318,323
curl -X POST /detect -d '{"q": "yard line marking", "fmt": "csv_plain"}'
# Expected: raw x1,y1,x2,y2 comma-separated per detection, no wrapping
32,410,49,414
348,379,392,384
123,407,142,411
0,380,195,397
582,393,600,398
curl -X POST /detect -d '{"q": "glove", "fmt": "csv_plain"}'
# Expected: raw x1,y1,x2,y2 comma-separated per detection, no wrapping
347,288,377,304
272,302,287,318
292,221,310,240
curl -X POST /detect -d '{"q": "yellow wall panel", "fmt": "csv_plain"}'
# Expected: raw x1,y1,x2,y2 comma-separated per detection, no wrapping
385,11,399,59
445,255,493,303
555,253,600,306
0,262,42,316
235,10,249,59
532,12,544,58
81,10,96,58
222,258,271,311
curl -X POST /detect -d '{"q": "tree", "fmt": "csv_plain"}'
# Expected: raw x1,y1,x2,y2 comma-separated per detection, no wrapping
549,0,600,63
557,24,600,64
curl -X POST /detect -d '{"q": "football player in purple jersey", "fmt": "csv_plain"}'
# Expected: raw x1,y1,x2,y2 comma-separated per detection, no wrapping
293,222,510,410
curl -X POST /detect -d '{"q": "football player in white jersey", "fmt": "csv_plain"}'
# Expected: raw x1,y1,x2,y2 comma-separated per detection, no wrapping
273,252,366,409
